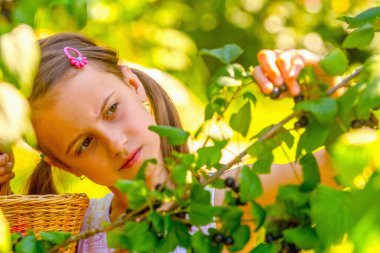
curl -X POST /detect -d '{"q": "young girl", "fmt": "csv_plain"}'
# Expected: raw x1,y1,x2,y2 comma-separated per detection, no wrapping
0,33,338,252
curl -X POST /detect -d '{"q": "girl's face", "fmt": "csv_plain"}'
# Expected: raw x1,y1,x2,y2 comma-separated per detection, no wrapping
33,65,162,186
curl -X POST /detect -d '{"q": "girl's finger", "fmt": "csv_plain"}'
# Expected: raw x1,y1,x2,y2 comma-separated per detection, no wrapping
0,162,13,175
288,79,301,96
276,49,295,80
287,55,305,81
0,153,9,166
257,50,283,86
251,66,274,95
0,171,15,184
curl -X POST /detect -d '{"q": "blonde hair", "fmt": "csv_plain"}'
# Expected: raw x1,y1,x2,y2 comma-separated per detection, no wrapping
27,33,188,194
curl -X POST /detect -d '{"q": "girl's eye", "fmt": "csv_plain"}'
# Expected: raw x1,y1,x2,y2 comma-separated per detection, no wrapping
78,137,93,155
105,103,118,118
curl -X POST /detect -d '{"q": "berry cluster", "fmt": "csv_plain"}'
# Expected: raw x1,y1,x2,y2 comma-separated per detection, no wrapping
212,232,234,246
269,84,288,99
224,177,246,206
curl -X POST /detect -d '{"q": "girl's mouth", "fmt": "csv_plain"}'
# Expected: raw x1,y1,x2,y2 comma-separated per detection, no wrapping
120,147,142,170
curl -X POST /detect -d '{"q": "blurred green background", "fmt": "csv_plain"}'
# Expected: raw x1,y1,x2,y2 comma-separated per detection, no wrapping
6,0,379,197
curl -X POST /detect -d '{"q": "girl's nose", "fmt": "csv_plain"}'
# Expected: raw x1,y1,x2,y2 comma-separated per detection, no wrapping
106,133,128,157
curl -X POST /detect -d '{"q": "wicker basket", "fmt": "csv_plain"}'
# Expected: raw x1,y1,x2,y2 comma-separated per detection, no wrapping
0,193,89,253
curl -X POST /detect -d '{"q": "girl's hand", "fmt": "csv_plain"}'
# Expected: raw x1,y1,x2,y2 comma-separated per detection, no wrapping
0,150,15,191
251,49,342,97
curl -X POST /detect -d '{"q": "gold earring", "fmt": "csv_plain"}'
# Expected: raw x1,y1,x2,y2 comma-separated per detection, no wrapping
143,100,153,114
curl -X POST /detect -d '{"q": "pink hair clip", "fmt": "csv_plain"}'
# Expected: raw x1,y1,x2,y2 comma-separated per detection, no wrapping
63,47,88,68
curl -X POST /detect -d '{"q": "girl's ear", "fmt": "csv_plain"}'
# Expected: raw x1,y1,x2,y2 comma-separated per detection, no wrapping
43,156,81,177
119,65,147,102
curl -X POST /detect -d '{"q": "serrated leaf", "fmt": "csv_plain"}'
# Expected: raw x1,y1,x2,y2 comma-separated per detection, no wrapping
250,201,266,231
338,7,380,28
343,24,375,49
300,154,321,192
200,44,243,64
319,49,348,76
230,102,251,136
295,97,337,125
240,166,263,202
283,226,319,249
311,186,354,245
149,125,189,146
0,25,40,96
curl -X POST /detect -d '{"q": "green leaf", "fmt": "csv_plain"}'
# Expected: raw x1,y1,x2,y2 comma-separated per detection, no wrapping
343,24,375,49
0,24,40,96
220,206,243,231
135,158,157,181
230,102,251,137
115,180,148,210
240,166,263,202
299,154,321,192
319,49,348,76
296,119,332,158
147,211,165,233
250,201,266,231
277,185,309,207
250,243,277,253
356,78,380,119
200,44,243,64
172,164,189,185
106,229,129,249
277,128,294,149
67,0,88,29
191,232,213,253
191,184,211,205
252,152,274,174
295,97,338,125
229,225,250,252
157,221,191,253
243,91,257,105
189,203,216,226
283,226,319,249
15,235,45,253
123,221,157,252
196,145,222,167
311,186,354,246
40,231,71,245
338,7,380,28
149,125,189,146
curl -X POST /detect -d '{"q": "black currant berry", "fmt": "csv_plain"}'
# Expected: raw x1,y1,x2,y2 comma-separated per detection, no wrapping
212,233,224,244
294,115,309,129
293,94,305,103
351,119,363,129
155,183,165,192
364,119,375,128
223,236,234,246
270,87,281,99
224,177,235,188
232,184,239,193
279,84,288,93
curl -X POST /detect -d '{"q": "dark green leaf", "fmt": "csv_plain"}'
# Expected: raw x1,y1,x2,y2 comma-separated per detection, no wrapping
15,235,45,253
147,211,165,233
319,49,348,76
243,92,257,105
300,154,321,192
200,44,243,64
191,232,212,253
338,7,380,28
277,127,294,149
220,206,243,231
157,221,191,253
149,125,190,146
277,185,309,207
252,152,274,174
106,230,129,249
230,102,251,137
295,98,337,125
123,221,157,252
283,226,319,249
250,201,266,231
189,203,216,226
40,231,71,245
191,184,211,205
240,166,263,202
229,225,250,252
311,186,354,246
67,0,88,29
356,78,380,119
172,164,188,185
343,24,375,49
250,243,277,253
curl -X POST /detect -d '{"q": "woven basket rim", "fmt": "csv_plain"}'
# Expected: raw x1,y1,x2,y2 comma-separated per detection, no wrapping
0,193,89,202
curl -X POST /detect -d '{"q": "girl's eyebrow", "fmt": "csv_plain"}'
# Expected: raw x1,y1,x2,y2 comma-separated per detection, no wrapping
65,91,115,155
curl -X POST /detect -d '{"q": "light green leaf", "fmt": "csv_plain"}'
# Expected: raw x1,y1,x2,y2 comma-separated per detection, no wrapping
216,76,242,87
240,166,263,202
230,102,251,137
40,231,71,245
15,235,45,253
283,226,319,249
196,145,222,167
67,0,88,29
319,49,348,76
356,78,380,119
115,180,148,209
123,221,157,252
343,24,375,49
191,232,213,253
250,243,277,253
149,125,189,146
311,186,354,246
300,154,321,192
189,203,215,226
250,201,266,231
200,44,243,64
295,97,337,125
0,24,40,96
